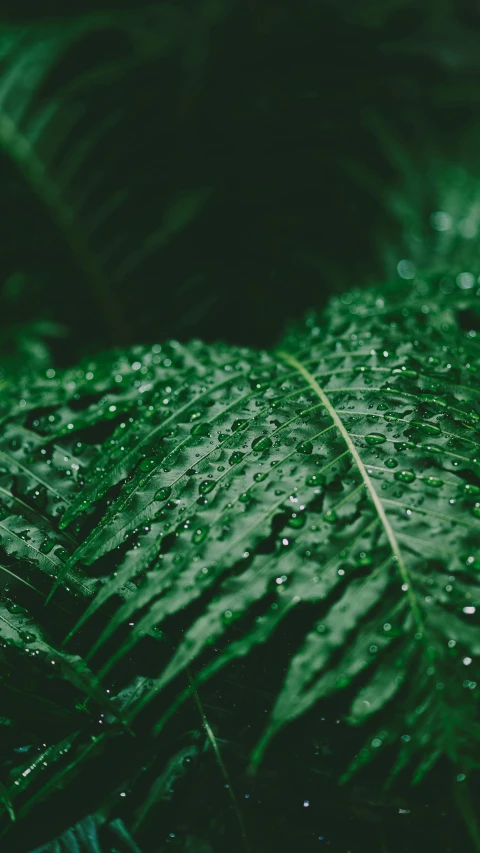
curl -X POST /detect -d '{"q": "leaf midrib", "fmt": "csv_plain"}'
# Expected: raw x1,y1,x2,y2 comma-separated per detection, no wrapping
278,351,426,635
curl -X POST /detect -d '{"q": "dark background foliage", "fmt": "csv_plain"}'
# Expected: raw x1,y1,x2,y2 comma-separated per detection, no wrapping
0,0,480,366
2,2,480,852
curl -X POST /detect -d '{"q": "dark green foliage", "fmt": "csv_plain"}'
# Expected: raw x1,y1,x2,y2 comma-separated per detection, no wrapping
1,0,480,362
2,2,480,852
29,815,142,853
0,275,480,850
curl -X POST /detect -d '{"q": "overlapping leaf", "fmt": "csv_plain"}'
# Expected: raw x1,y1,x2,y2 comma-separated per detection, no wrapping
2,277,480,845
3,277,468,790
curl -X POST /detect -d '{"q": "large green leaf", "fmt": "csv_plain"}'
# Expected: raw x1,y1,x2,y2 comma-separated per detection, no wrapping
26,277,473,787
2,276,480,847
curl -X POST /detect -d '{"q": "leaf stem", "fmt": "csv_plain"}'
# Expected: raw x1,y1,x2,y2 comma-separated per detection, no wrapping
277,351,425,635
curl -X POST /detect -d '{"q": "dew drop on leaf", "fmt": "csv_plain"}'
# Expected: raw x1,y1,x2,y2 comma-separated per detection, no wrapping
192,527,208,544
6,602,25,614
288,513,306,528
323,510,337,523
296,440,313,454
306,473,325,486
365,433,387,445
394,470,416,483
463,484,480,496
191,423,211,437
199,480,216,495
19,632,36,644
40,538,55,554
251,436,272,452
391,368,418,378
384,458,398,468
229,452,244,465
356,552,373,567
411,420,442,435
138,457,157,473
155,486,172,501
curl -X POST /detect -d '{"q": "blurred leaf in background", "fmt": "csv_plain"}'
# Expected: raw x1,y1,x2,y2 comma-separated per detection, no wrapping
0,1,480,364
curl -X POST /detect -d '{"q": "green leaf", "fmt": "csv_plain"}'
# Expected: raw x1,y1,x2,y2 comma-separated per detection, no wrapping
23,277,472,789
3,276,480,841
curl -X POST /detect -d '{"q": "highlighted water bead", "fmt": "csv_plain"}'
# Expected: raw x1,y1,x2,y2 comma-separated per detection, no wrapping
199,480,216,495
288,513,306,528
384,458,398,468
394,470,416,484
463,484,480,496
138,457,157,473
296,440,313,454
251,435,272,452
391,368,418,378
192,527,208,544
306,473,325,487
410,420,442,435
323,510,337,523
155,486,172,501
191,423,211,437
19,632,36,644
365,433,387,446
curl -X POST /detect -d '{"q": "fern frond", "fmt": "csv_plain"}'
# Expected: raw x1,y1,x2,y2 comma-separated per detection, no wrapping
3,275,473,797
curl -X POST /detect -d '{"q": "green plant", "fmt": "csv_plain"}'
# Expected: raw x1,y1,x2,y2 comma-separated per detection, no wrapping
3,2,480,852
0,271,479,851
1,0,480,363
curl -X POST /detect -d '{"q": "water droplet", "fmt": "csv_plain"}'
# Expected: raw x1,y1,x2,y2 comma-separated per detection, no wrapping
384,458,398,469
251,436,272,452
229,451,244,465
55,547,69,562
191,423,211,437
391,368,418,379
288,513,306,528
463,484,480,496
411,420,442,436
138,457,157,473
6,602,25,614
19,632,36,644
296,440,313,454
199,480,216,495
231,419,248,432
323,510,337,523
306,473,325,487
394,470,416,484
365,433,387,446
155,486,172,501
356,552,373,567
254,472,268,482
196,566,210,582
425,477,443,488
192,527,208,544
